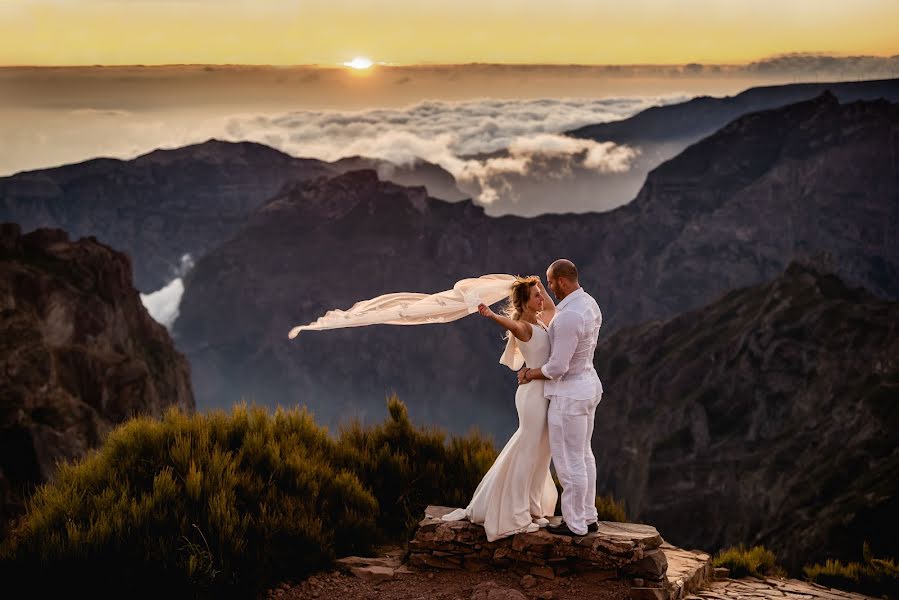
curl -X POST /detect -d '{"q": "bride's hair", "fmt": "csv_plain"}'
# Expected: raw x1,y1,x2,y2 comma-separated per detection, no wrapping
502,275,539,324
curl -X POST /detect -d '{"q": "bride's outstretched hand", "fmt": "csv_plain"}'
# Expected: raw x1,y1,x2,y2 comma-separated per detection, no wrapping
478,303,496,318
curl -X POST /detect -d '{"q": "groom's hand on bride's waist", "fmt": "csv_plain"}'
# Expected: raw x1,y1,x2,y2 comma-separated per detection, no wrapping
519,366,550,384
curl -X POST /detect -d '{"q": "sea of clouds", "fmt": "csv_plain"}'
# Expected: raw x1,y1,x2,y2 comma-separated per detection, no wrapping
223,95,688,205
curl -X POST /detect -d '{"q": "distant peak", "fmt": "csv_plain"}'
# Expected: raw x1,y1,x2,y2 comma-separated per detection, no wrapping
815,89,839,103
333,168,381,182
275,167,415,202
132,138,293,166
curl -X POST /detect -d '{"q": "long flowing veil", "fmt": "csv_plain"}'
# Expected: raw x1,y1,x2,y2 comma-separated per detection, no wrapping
287,273,513,335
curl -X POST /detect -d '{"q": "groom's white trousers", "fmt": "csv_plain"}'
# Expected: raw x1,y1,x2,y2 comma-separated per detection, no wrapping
547,393,601,536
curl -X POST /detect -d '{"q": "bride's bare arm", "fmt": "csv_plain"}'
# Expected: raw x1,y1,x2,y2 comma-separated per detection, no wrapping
477,303,531,341
536,278,556,324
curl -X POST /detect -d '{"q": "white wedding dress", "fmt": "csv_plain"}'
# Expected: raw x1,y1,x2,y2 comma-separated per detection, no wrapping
441,322,559,542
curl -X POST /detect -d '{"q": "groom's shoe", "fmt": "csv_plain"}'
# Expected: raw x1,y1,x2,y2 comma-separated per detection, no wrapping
587,521,599,533
546,521,587,537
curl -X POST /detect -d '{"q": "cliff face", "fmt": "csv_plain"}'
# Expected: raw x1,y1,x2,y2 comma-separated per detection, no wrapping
0,223,195,535
599,91,899,331
593,261,899,571
173,170,540,435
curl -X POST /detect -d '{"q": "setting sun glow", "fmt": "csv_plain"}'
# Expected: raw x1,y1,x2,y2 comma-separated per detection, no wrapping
344,57,373,70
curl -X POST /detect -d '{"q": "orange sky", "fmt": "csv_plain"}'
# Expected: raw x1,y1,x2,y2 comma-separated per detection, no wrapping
1,0,897,66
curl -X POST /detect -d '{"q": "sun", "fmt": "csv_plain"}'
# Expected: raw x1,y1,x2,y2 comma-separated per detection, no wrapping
343,57,374,70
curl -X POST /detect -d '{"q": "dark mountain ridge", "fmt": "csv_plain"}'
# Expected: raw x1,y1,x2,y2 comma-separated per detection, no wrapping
593,259,898,571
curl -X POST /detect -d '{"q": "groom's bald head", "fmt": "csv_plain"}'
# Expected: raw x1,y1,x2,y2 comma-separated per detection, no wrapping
548,259,578,283
546,259,580,300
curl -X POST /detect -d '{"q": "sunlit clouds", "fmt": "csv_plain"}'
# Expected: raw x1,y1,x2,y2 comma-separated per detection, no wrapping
223,96,677,207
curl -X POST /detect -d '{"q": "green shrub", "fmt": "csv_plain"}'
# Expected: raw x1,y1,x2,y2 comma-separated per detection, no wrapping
803,542,899,599
333,395,499,538
595,493,627,522
0,404,379,597
712,543,784,578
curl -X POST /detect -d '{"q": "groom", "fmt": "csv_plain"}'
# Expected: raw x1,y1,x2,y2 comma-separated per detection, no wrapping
517,259,603,536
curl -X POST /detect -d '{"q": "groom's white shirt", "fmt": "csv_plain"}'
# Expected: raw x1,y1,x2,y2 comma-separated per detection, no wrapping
540,287,603,409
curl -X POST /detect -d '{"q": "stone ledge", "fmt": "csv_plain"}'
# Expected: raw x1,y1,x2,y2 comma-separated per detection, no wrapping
684,575,881,600
411,505,668,583
660,541,713,600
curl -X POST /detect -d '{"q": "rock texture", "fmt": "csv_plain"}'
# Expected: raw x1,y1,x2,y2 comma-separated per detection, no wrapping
274,541,872,600
661,542,713,600
608,90,899,319
685,576,879,600
593,260,899,571
0,223,195,536
409,506,668,585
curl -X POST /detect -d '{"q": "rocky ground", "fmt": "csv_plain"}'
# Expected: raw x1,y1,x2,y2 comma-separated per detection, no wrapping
269,544,630,600
265,544,878,600
264,507,879,600
687,576,878,600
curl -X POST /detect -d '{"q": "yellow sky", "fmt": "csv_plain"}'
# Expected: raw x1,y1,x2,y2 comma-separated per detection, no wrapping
1,0,897,66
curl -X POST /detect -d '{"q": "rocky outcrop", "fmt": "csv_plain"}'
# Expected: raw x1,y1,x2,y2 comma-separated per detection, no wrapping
592,260,899,571
685,575,879,600
0,223,194,536
275,540,868,600
410,506,668,584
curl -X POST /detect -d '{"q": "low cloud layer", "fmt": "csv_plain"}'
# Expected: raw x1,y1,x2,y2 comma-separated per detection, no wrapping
224,96,682,206
140,254,194,329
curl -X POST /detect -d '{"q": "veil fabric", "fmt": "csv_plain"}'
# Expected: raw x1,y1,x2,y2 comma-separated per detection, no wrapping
288,274,527,370
287,273,526,371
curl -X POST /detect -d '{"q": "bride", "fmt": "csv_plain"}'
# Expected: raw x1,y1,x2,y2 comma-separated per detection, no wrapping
440,276,559,541
286,272,559,541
